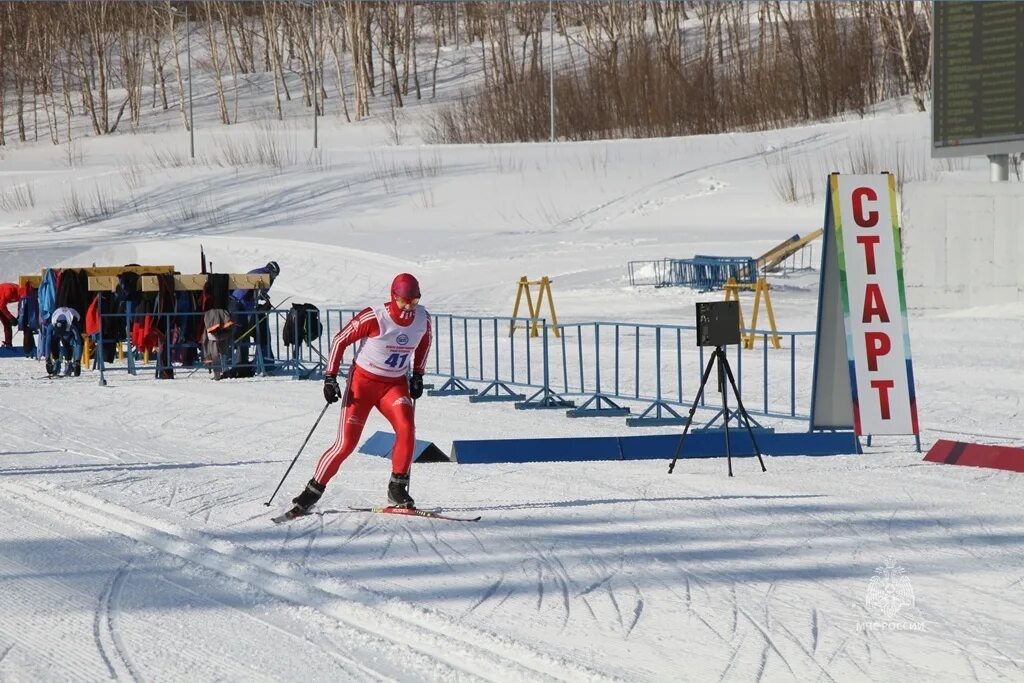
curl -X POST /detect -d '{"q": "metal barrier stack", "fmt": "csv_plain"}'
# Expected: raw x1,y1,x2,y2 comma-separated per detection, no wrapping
627,256,758,291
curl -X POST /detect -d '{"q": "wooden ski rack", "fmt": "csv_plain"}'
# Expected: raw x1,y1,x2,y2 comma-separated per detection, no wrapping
19,265,175,290
86,273,269,292
19,266,268,295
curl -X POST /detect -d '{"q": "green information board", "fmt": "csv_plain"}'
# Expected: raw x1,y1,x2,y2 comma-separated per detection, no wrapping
932,1,1024,156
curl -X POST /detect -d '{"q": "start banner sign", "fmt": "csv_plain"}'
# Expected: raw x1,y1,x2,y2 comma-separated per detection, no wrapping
811,174,919,437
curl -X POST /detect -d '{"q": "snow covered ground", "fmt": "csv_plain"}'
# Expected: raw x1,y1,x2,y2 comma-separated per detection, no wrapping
2,89,1023,681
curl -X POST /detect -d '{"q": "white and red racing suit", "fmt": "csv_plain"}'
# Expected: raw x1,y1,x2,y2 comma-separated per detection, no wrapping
312,301,431,485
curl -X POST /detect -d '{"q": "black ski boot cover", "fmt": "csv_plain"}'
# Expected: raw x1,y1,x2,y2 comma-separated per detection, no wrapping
387,473,415,509
291,478,325,513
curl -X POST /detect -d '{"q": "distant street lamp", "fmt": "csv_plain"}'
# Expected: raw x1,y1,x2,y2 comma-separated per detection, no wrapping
549,0,555,143
186,3,194,159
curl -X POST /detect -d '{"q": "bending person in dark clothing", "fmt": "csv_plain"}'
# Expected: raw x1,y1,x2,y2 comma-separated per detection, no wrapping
47,307,82,377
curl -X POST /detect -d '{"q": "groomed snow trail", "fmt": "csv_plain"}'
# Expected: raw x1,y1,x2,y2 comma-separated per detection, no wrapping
0,478,615,683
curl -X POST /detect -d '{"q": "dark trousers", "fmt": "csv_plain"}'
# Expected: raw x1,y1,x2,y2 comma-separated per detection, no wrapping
0,307,13,346
229,298,274,369
50,332,75,362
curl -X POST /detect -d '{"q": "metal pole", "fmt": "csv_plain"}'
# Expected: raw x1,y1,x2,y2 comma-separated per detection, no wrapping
549,0,555,143
186,2,194,159
989,154,1009,182
312,0,318,149
97,293,107,387
263,402,331,506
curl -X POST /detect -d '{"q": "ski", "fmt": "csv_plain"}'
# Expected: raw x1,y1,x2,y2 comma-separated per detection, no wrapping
271,506,314,524
348,506,481,522
273,506,482,524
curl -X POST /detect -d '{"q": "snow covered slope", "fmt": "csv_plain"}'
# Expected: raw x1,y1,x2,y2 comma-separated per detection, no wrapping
1,99,1022,681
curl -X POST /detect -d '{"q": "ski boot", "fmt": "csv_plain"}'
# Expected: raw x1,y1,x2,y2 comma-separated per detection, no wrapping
387,473,415,509
288,478,325,516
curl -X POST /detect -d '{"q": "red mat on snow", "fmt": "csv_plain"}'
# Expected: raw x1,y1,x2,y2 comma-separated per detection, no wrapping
923,439,1024,473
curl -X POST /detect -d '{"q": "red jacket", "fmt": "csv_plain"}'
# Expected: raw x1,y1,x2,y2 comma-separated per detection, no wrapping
0,282,18,308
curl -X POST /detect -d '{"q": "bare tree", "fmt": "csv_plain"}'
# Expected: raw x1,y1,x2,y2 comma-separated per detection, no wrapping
880,0,928,112
168,1,191,132
202,0,231,124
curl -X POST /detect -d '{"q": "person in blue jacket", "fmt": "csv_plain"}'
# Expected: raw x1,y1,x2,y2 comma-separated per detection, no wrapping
229,261,279,373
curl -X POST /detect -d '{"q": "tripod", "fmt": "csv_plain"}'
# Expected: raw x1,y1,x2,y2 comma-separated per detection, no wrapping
667,345,767,477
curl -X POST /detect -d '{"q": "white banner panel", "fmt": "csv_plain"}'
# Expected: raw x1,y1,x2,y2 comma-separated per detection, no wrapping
831,174,919,436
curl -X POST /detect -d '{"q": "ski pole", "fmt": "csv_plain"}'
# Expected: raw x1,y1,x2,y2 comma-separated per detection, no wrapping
237,295,293,340
264,402,330,507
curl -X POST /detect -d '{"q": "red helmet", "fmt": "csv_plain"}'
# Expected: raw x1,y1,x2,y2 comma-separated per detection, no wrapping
390,273,421,300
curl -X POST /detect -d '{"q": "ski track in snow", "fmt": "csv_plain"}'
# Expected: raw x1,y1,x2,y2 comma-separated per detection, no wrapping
0,479,616,683
93,561,150,683
3,421,1016,682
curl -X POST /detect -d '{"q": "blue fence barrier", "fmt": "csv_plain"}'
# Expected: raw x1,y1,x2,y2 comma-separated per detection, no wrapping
325,309,815,426
93,304,325,384
90,304,815,427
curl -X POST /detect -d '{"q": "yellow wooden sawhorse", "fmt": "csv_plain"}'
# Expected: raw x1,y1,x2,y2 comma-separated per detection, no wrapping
509,276,560,338
723,277,782,349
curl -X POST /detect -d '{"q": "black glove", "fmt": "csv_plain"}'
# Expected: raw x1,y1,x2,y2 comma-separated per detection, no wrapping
323,375,341,404
409,371,424,400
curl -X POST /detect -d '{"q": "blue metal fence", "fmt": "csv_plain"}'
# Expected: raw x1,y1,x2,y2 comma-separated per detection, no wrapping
93,305,325,385
91,304,815,427
325,309,815,426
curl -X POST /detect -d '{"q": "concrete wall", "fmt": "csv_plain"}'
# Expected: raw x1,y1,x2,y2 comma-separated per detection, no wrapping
901,181,1024,309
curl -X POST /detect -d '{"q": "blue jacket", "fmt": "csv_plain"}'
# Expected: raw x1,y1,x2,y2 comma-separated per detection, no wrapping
38,269,57,324
232,266,275,306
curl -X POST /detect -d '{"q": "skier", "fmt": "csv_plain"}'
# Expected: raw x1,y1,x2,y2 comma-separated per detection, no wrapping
287,273,431,517
0,281,17,348
46,306,82,377
229,260,279,374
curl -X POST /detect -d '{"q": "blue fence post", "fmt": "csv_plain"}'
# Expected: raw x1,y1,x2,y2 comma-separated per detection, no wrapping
470,316,525,403
626,326,684,426
567,322,629,417
524,319,532,385
614,324,620,396
791,333,797,417
96,293,107,387
254,313,266,376
516,319,574,410
763,332,769,415
428,314,477,396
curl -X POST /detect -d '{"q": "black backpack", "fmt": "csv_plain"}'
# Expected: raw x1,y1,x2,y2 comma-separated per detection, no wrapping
283,303,323,346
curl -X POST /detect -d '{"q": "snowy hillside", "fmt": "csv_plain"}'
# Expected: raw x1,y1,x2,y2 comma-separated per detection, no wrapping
1,45,1022,682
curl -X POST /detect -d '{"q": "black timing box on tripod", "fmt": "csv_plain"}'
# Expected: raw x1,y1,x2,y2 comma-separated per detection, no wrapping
696,300,741,347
